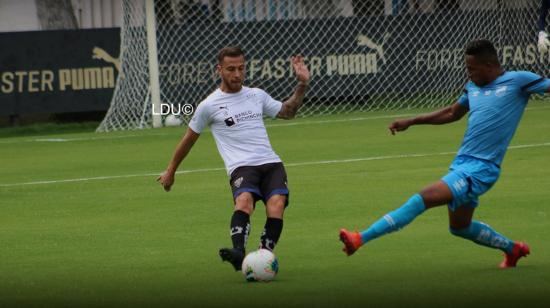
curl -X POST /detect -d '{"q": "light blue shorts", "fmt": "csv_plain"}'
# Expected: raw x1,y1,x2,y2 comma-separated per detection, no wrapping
441,155,500,211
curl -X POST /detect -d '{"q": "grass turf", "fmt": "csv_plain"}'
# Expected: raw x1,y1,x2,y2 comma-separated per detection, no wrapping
1,105,549,307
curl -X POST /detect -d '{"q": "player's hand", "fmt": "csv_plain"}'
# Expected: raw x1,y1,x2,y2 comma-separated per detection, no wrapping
292,55,310,85
389,119,413,135
538,31,550,53
157,171,175,192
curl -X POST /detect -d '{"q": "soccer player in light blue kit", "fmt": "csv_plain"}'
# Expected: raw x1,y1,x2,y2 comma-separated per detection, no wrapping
340,39,547,268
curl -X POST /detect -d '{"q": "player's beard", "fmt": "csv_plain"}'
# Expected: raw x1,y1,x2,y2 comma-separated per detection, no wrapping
225,80,242,93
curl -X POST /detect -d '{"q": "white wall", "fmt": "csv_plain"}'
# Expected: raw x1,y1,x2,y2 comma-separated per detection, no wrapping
72,0,122,29
0,0,122,33
0,0,40,32
220,0,354,21
459,0,531,10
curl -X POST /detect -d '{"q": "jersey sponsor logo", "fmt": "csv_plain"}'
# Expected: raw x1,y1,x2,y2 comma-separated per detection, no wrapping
234,110,263,123
495,86,507,97
484,90,491,96
472,91,480,97
224,117,236,126
234,110,253,118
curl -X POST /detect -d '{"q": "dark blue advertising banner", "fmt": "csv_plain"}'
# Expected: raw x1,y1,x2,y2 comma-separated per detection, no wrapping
157,7,546,107
0,28,120,116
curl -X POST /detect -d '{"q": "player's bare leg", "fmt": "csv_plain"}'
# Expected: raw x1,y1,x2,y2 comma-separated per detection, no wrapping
419,181,454,208
235,192,255,215
340,181,451,256
266,195,285,219
261,195,286,251
220,192,255,271
448,205,474,229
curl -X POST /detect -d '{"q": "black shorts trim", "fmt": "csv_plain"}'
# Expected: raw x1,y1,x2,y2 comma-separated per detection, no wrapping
229,162,290,206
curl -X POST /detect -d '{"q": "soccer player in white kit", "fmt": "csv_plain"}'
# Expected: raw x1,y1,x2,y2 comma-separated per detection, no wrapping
157,46,310,271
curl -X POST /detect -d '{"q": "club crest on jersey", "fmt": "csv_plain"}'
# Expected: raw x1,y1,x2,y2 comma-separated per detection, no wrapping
233,177,244,188
224,117,235,127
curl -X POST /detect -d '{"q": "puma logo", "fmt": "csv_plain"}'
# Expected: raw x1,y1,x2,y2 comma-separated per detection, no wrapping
92,47,121,72
357,33,391,64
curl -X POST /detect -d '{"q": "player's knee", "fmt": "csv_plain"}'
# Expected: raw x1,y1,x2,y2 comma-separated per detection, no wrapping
235,202,254,215
449,225,471,238
420,182,452,208
266,195,286,218
269,195,286,208
235,193,254,214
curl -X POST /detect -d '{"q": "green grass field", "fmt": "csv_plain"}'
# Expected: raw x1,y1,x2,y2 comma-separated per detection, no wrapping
1,105,550,307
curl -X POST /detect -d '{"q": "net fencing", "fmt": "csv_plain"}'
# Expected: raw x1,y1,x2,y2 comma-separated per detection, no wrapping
97,0,548,132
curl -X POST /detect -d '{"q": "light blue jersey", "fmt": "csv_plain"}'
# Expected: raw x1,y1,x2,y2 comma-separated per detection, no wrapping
457,71,550,166
442,71,550,210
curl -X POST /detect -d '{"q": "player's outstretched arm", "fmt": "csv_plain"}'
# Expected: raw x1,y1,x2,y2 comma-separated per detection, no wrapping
389,102,468,135
277,55,310,119
157,128,200,191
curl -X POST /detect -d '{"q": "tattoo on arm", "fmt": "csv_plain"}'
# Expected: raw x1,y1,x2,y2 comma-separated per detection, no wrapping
279,82,309,119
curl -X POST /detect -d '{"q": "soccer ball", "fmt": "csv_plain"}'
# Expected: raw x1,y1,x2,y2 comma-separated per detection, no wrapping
164,114,183,126
241,249,278,282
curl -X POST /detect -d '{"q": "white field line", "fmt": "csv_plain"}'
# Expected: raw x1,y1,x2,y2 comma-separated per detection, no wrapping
0,113,418,145
1,142,549,188
1,104,549,144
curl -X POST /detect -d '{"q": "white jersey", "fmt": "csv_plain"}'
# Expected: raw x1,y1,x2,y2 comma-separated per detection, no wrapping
189,86,283,175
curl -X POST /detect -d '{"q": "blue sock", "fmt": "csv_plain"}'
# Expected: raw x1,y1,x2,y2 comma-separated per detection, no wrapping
360,194,426,244
450,220,515,253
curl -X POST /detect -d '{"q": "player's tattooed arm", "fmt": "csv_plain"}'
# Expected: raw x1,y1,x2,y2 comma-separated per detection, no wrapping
278,82,309,119
278,55,310,119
